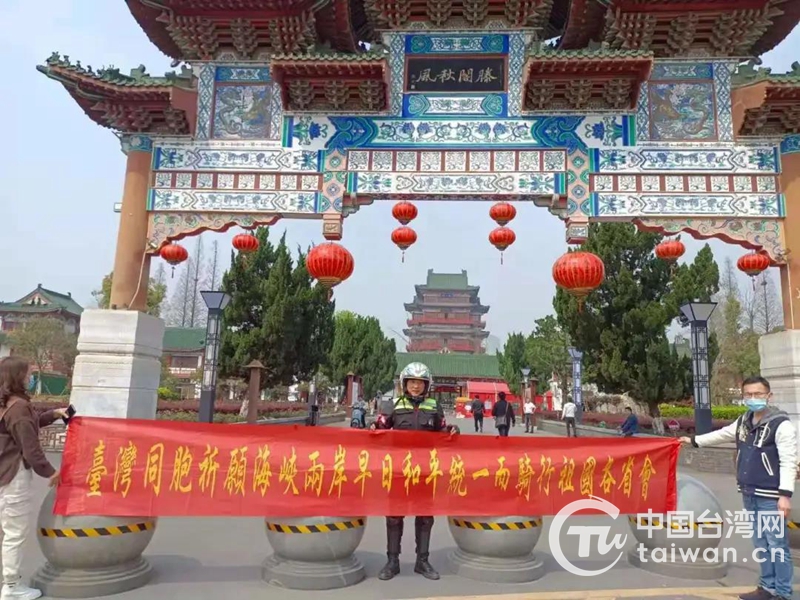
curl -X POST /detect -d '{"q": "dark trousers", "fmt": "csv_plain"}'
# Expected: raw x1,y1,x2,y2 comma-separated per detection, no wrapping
473,413,483,432
524,414,533,431
385,516,433,558
497,425,509,437
565,417,577,437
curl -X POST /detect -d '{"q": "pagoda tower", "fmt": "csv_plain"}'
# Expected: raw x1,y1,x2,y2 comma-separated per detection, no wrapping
404,270,489,354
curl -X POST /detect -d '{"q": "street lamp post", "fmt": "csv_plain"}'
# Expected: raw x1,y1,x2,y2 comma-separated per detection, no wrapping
679,302,717,435
199,290,231,423
520,367,530,399
568,347,583,423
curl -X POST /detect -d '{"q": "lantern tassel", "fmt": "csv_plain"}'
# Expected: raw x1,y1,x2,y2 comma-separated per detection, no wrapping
500,252,504,266
752,276,757,293
171,265,175,279
327,288,333,302
577,298,585,314
402,250,405,264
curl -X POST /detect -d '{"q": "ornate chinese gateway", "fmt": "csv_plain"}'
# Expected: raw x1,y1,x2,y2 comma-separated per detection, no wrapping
39,0,800,325
29,3,800,595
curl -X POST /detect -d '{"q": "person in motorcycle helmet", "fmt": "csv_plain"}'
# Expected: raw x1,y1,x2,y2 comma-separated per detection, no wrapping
371,362,459,581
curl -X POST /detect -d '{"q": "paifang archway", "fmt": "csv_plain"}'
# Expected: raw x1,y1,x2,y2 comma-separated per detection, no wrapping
39,3,800,421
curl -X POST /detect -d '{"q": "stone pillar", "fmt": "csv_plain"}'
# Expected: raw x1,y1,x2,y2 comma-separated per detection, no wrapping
761,150,800,451
343,372,362,419
779,152,800,331
109,136,153,311
69,310,164,419
31,135,162,597
760,332,800,452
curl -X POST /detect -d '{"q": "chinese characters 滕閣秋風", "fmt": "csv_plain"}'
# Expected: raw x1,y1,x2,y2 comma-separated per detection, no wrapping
411,67,499,86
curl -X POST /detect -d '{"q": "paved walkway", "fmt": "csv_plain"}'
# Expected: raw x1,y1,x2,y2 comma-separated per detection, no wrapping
16,420,800,599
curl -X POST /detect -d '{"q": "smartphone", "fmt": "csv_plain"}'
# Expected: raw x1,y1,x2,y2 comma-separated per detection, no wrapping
62,405,76,425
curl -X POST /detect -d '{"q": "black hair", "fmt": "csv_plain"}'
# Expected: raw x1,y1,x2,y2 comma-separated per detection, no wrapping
498,391,506,400
742,376,771,392
625,407,632,412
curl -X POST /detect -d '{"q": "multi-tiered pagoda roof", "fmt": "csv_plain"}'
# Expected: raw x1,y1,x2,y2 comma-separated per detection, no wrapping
404,270,489,355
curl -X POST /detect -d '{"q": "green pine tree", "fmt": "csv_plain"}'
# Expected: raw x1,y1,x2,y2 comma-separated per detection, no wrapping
218,228,334,388
497,332,528,395
554,223,720,416
324,311,397,398
525,315,571,387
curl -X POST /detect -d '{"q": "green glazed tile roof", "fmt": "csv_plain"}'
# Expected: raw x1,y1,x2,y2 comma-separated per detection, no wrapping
37,52,193,88
527,43,653,60
395,352,501,379
423,270,472,290
0,286,83,316
163,327,206,351
733,59,800,86
271,50,387,62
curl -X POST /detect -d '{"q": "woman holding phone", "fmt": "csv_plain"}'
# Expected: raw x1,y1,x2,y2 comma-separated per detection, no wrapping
0,356,69,600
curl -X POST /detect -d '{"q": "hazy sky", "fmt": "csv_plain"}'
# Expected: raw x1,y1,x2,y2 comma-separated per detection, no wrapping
1,2,797,347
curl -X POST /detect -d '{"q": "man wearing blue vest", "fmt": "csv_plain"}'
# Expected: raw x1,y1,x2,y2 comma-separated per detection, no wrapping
681,376,797,600
372,362,459,581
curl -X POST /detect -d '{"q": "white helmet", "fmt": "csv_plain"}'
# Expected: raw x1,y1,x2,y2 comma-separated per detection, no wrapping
400,362,432,397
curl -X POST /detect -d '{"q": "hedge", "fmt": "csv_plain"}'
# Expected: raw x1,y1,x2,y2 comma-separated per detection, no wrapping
538,410,733,434
30,399,337,422
659,405,748,420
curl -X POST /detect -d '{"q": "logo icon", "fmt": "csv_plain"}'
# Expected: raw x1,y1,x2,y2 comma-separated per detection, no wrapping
548,495,628,577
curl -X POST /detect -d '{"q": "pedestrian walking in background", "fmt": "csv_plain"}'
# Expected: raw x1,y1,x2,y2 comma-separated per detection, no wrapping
680,376,797,600
492,392,515,437
523,397,536,433
562,398,577,437
0,356,68,600
470,396,484,433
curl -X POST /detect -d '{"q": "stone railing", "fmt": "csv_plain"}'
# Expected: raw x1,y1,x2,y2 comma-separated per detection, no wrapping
537,419,736,475
39,413,346,453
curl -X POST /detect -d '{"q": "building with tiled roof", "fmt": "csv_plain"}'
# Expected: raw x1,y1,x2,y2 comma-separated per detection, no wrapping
0,284,83,368
162,327,206,399
404,270,490,354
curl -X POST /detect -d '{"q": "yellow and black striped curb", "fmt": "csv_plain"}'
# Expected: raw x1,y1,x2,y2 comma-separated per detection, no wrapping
449,518,543,531
628,516,724,530
266,518,365,534
39,521,155,538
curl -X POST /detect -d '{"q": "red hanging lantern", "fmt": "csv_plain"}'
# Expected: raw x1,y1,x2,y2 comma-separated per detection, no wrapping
160,243,188,278
488,226,516,264
655,237,686,263
489,202,517,226
552,251,605,312
307,242,354,298
391,226,417,262
738,251,770,290
392,201,418,225
232,233,259,254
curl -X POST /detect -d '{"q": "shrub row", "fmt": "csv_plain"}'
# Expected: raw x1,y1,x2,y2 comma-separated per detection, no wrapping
659,405,747,420
538,410,734,434
31,399,336,419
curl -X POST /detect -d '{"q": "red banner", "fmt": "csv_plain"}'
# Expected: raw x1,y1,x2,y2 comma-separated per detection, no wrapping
55,417,678,517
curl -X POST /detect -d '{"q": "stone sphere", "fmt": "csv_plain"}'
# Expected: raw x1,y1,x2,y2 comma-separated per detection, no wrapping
447,516,542,558
36,488,156,570
265,516,366,562
630,472,722,552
